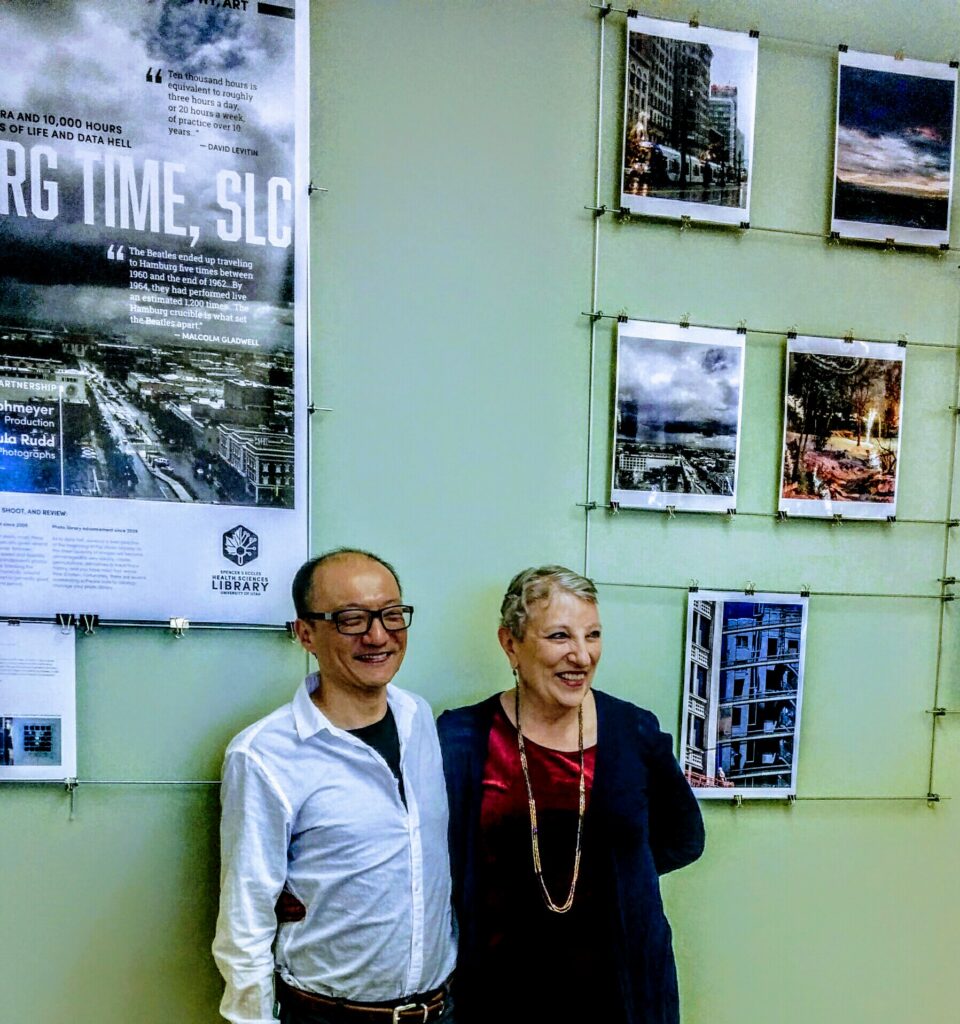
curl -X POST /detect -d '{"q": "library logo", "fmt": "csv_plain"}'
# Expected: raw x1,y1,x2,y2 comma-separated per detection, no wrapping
222,525,259,566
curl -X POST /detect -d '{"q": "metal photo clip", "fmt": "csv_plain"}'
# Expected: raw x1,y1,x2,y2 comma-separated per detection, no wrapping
800,584,811,599
617,311,629,323
894,49,906,61
679,313,691,329
688,579,700,593
884,237,897,253
787,326,798,340
55,613,76,634
609,500,620,516
733,794,743,808
744,581,756,596
679,215,692,232
736,321,747,335
726,507,736,518
79,614,99,637
776,510,789,522
65,777,79,821
832,513,844,526
787,793,797,804
285,621,299,642
665,505,677,518
843,329,855,343
688,12,700,29
169,616,190,638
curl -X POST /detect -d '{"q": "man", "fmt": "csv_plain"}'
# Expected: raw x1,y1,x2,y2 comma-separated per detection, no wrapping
213,548,457,1024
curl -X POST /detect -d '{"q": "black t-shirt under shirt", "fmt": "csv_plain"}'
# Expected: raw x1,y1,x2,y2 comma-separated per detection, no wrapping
348,706,406,807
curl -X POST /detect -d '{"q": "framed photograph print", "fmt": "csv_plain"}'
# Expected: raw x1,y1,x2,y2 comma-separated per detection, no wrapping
680,591,808,800
611,320,745,513
831,49,958,247
778,335,905,520
620,15,758,225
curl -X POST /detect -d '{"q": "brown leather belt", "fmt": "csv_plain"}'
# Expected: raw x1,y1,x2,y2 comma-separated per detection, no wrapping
275,974,448,1024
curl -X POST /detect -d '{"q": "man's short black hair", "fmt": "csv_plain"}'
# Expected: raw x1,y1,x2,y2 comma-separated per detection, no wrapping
291,548,402,618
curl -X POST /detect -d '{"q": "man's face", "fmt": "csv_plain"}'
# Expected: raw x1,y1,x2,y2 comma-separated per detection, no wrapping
294,554,408,697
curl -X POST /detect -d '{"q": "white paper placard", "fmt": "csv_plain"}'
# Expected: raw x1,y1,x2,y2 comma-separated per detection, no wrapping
0,621,76,781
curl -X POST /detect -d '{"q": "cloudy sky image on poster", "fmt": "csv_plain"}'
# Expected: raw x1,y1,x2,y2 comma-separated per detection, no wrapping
611,322,744,512
832,51,957,243
0,0,296,348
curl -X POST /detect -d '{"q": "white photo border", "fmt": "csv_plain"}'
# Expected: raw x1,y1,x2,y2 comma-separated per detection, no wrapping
679,589,809,801
777,335,906,521
620,15,758,226
830,49,958,248
611,319,746,514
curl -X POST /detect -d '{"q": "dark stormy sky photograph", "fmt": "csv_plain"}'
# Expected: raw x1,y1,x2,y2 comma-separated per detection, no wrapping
617,334,743,449
836,63,955,198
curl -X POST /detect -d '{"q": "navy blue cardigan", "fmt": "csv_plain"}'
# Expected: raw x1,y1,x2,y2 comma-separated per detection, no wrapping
437,690,705,1024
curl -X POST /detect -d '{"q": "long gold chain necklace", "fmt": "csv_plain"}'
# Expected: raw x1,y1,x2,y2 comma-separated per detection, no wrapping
514,684,585,914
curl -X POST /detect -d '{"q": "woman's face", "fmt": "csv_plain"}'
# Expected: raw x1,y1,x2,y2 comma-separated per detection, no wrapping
499,588,602,714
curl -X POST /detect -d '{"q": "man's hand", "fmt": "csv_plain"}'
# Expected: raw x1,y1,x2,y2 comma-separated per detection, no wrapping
275,889,307,923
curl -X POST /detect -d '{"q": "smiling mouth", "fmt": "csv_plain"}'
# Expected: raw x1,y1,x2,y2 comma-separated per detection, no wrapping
557,672,587,684
356,652,393,664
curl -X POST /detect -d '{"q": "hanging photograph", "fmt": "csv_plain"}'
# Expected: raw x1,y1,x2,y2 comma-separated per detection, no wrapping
779,336,905,520
831,49,958,247
680,591,808,800
611,320,745,513
0,621,76,782
620,15,758,225
0,0,309,624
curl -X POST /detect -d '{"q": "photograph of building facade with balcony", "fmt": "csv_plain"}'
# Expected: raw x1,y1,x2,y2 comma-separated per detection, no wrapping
680,591,808,799
620,15,757,224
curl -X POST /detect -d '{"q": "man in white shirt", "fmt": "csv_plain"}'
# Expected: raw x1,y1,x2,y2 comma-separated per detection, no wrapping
213,549,457,1024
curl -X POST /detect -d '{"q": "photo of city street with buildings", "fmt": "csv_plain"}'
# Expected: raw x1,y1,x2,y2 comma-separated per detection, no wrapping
0,324,295,508
621,16,757,219
833,52,956,243
780,338,903,517
612,323,744,511
681,592,807,798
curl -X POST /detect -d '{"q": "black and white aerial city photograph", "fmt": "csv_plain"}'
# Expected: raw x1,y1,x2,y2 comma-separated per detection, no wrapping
611,322,744,512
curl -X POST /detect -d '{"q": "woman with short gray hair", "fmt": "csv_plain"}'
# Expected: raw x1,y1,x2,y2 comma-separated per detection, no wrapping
438,565,704,1024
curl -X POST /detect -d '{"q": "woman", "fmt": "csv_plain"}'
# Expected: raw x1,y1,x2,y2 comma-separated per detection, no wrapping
438,566,704,1024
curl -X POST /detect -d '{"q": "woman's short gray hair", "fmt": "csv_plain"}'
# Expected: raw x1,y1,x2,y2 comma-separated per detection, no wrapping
500,565,598,639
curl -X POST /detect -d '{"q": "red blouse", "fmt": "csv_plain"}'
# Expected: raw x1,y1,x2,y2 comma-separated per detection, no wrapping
477,704,617,1021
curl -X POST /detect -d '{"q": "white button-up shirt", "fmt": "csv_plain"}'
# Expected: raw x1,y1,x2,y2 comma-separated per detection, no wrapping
212,675,457,1024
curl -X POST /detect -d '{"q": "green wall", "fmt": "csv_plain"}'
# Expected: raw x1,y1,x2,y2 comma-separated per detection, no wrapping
3,2,959,1021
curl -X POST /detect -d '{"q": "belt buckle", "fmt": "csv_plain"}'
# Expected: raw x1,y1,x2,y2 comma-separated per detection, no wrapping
391,1003,429,1024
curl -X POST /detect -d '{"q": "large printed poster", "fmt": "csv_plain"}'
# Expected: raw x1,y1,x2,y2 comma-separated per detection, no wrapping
0,0,308,624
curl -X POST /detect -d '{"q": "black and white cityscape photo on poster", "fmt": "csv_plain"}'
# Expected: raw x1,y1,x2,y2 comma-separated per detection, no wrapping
620,14,757,225
832,49,958,247
779,336,905,520
611,320,744,513
679,591,808,800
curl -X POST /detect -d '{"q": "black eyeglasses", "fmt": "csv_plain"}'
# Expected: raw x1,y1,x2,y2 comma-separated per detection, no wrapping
302,604,414,635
